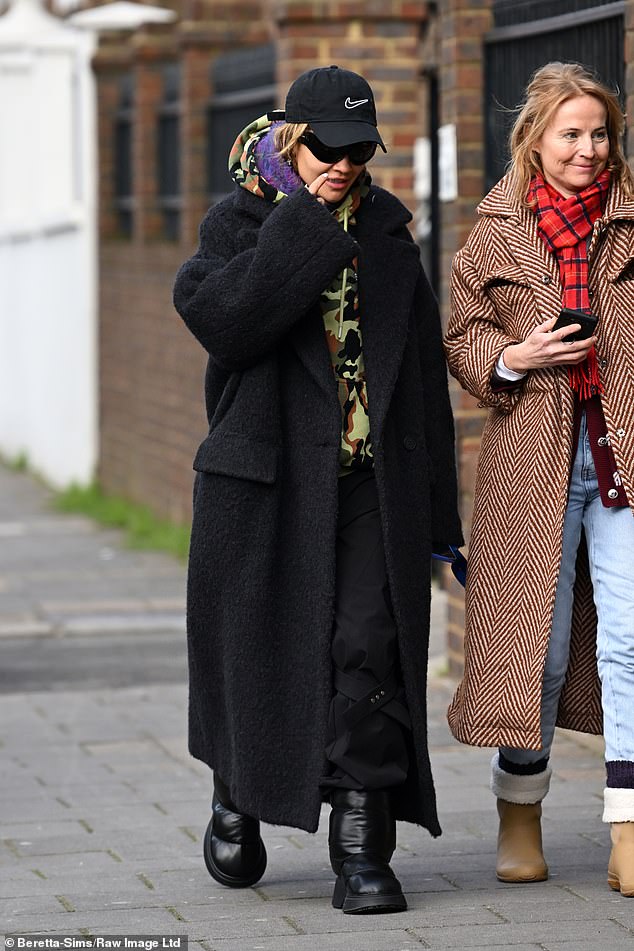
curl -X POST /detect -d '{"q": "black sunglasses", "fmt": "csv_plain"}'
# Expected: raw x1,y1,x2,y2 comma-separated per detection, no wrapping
299,132,377,166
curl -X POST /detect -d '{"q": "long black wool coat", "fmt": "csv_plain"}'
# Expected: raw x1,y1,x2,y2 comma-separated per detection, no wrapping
173,183,463,835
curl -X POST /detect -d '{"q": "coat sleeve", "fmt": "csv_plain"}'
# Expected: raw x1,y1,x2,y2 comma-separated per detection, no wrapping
413,266,464,551
444,241,524,414
173,188,359,371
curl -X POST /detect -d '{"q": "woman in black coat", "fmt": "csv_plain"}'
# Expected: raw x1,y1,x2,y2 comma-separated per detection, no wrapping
173,64,463,914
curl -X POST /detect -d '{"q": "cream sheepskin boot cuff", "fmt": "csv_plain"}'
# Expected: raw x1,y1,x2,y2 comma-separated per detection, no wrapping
490,753,552,804
603,787,634,823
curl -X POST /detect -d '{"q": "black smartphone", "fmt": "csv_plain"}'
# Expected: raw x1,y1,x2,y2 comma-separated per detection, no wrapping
552,308,598,342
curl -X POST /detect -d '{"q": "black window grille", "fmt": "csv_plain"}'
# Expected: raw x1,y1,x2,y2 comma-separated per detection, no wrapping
157,64,181,241
114,74,134,238
485,3,624,190
418,70,440,297
493,0,619,27
207,45,276,203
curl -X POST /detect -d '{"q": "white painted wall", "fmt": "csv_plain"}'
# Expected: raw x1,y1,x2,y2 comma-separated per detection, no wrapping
0,0,97,486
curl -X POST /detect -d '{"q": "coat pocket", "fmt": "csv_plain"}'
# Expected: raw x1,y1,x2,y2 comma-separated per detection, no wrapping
193,431,278,484
480,263,530,290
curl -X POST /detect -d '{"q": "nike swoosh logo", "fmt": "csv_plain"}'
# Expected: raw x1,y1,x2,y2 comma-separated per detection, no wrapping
344,97,369,109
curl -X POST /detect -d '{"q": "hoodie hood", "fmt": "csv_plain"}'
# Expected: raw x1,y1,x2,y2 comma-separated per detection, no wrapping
228,113,370,341
228,114,303,204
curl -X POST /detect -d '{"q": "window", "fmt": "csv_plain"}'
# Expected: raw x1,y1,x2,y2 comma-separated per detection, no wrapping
207,45,276,203
157,64,181,241
485,2,624,189
114,74,134,238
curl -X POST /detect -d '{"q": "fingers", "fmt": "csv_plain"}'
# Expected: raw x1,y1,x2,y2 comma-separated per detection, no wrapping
509,315,598,371
306,172,329,196
567,350,596,365
540,315,559,332
519,327,597,369
563,335,596,352
550,337,597,364
552,323,581,343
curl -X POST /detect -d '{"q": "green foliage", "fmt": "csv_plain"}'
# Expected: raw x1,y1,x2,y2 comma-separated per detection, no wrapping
55,482,190,562
3,451,29,472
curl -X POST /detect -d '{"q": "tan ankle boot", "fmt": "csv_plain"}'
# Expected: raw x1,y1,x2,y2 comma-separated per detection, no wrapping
608,823,634,896
496,799,548,883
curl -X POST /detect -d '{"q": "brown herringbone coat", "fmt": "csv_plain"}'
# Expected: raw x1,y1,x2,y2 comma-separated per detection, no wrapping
445,174,634,750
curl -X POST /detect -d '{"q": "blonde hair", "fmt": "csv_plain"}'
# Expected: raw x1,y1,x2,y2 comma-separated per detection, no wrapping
274,122,309,172
507,61,634,204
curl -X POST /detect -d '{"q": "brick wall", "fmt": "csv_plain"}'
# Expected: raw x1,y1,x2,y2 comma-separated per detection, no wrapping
96,0,434,527
99,244,206,525
437,0,492,675
627,1,634,168
96,23,204,526
96,4,272,524
272,0,430,210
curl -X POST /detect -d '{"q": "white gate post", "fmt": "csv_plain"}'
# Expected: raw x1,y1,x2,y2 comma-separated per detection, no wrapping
0,0,175,487
0,0,98,486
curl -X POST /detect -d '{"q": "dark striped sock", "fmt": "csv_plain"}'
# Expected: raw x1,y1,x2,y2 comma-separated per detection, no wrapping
606,761,634,788
499,752,549,776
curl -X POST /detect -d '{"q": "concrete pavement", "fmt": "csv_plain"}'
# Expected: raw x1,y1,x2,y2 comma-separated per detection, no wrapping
1,462,633,950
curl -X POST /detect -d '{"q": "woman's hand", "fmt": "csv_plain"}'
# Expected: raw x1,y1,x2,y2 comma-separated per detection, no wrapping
503,315,597,372
305,172,330,204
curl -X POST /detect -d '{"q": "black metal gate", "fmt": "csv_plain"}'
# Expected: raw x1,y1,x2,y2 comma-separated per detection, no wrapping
207,45,277,204
485,0,625,190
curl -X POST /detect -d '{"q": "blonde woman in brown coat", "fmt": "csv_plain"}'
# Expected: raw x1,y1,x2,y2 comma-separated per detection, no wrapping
445,62,634,896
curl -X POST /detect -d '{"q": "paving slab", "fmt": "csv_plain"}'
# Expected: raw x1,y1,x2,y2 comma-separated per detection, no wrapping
2,462,633,949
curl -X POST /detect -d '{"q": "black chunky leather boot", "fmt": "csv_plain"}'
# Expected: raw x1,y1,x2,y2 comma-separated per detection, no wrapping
329,788,407,914
203,775,267,888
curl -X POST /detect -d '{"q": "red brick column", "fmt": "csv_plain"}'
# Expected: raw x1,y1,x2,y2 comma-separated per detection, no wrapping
626,1,634,166
271,0,430,211
438,0,493,676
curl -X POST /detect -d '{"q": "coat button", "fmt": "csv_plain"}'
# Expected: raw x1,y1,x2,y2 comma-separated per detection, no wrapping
608,489,619,499
598,436,609,447
617,429,626,437
541,274,552,285
599,358,608,369
403,435,417,451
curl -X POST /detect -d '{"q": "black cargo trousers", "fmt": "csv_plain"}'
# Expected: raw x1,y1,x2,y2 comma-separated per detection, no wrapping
321,469,411,791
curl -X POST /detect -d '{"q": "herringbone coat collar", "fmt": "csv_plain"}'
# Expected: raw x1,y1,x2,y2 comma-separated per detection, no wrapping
477,172,634,225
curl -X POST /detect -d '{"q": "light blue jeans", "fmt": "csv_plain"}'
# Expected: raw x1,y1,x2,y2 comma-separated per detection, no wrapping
501,412,634,768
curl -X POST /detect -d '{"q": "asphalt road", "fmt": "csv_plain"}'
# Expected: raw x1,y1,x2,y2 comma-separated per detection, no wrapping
0,631,188,693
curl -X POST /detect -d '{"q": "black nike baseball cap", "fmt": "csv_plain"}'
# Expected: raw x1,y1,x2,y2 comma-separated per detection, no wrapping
284,65,386,151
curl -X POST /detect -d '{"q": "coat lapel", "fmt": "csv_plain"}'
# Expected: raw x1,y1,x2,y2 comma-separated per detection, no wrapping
601,181,634,281
289,309,339,407
355,206,421,442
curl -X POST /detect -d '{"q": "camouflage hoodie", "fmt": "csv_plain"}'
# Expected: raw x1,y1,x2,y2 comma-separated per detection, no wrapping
229,115,373,472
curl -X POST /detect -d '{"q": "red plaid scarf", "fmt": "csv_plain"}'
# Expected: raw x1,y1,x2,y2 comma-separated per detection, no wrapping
529,170,610,399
